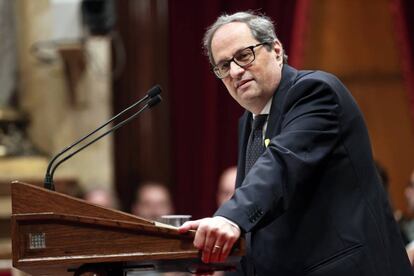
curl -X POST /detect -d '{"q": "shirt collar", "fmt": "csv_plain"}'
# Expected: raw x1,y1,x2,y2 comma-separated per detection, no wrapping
253,97,272,118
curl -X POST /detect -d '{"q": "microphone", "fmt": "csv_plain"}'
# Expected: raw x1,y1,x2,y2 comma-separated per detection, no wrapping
43,86,162,190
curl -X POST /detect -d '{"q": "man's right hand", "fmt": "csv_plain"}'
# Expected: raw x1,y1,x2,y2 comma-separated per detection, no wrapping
178,217,240,263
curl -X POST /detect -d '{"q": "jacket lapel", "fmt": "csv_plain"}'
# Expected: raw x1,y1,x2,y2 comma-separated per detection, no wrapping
265,65,298,138
236,65,299,187
236,111,251,188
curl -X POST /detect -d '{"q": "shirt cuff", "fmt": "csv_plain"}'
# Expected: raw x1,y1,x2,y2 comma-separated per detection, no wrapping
215,216,241,232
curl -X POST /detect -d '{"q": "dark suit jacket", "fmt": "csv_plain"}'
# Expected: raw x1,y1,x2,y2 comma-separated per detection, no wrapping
215,65,413,275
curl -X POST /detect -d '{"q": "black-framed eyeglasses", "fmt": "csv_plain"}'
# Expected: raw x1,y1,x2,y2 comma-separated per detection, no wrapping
212,43,266,79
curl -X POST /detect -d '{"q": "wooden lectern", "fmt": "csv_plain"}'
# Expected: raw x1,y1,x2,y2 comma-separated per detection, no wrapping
11,181,245,275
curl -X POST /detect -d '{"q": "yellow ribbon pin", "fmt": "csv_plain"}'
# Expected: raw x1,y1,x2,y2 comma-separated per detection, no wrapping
265,138,270,148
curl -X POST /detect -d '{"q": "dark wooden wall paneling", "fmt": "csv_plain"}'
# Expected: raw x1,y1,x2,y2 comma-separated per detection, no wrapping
302,0,414,214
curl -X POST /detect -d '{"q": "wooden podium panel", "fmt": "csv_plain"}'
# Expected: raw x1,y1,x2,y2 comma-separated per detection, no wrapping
11,181,244,275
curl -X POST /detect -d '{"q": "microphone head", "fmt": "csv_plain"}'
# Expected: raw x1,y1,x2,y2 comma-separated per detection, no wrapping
148,85,162,98
148,95,162,108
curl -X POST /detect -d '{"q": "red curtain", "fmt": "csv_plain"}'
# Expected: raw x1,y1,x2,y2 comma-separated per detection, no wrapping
168,1,304,218
391,0,414,121
112,1,171,212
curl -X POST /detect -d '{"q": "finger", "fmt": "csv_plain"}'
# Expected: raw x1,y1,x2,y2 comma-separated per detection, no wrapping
209,231,227,263
178,219,201,233
218,242,231,262
209,245,222,263
219,224,241,262
202,225,220,263
210,234,227,263
201,239,212,263
194,221,208,250
219,235,237,262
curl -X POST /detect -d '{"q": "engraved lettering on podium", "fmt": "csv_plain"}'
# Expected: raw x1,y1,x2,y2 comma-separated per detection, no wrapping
29,233,46,249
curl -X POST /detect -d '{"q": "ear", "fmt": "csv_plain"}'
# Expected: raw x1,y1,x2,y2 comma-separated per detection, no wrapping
273,40,283,56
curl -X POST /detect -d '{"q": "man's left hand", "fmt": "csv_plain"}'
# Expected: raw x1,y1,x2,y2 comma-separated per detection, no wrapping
178,217,241,263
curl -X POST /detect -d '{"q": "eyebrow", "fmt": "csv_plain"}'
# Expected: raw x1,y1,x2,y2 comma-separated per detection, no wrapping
215,45,250,65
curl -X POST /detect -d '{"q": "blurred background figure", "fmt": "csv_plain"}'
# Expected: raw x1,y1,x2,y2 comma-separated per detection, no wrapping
129,182,182,275
216,167,237,207
403,171,414,265
131,181,174,220
405,171,414,215
84,187,116,209
402,172,414,242
375,160,414,265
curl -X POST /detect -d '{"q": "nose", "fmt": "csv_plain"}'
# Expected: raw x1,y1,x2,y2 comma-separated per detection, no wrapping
229,61,245,78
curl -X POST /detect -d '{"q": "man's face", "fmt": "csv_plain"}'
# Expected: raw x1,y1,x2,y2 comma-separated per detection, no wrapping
211,22,283,114
132,185,173,220
217,168,237,207
406,172,414,212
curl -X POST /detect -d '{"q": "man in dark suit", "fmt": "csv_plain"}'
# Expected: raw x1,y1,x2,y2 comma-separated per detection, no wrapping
179,11,413,275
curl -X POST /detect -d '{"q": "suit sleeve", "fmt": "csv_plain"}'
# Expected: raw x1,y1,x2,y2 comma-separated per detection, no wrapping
215,77,341,232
